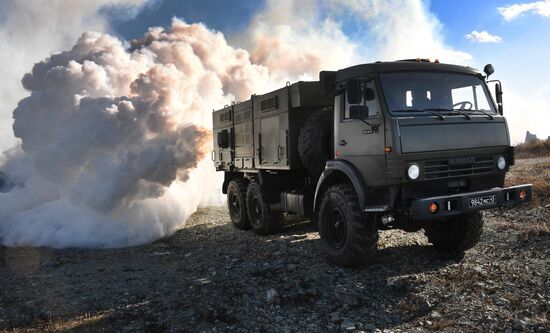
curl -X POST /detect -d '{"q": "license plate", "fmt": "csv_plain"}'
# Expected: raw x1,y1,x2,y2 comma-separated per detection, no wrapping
469,195,496,208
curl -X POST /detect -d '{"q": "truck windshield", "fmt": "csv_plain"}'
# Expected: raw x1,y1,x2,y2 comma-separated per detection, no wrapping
380,72,497,116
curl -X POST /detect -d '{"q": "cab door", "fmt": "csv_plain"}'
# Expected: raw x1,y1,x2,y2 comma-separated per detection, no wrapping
334,79,386,186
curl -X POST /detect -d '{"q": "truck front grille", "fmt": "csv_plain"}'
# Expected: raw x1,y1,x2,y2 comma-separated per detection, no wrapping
424,156,494,180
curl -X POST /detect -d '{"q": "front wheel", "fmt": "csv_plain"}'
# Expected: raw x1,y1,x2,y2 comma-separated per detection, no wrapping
424,212,484,253
318,184,379,267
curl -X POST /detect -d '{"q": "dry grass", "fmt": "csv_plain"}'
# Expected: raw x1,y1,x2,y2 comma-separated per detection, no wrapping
515,138,550,158
15,312,112,333
505,160,550,207
496,219,550,239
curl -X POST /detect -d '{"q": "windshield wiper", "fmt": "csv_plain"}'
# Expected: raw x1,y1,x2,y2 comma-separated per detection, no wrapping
469,109,494,120
426,107,495,120
424,108,471,120
392,109,445,120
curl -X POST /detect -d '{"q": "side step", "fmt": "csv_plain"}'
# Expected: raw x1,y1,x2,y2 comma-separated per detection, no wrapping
364,205,390,213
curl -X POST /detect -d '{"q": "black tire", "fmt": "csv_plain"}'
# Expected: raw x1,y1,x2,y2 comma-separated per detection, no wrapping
246,182,282,235
298,109,332,178
227,179,250,230
424,212,484,253
318,184,379,267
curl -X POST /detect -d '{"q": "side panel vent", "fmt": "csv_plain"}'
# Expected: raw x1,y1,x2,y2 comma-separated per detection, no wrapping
261,96,279,112
219,111,232,122
234,110,252,122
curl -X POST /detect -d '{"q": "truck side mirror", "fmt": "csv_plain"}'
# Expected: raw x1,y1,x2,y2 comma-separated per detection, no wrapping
364,87,375,101
217,130,230,148
349,105,369,119
346,79,362,104
495,82,503,115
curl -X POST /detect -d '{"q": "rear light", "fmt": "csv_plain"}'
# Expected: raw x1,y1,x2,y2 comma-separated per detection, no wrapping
429,202,439,214
519,190,527,200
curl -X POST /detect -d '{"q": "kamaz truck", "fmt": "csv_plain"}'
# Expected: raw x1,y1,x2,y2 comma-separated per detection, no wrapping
212,59,532,267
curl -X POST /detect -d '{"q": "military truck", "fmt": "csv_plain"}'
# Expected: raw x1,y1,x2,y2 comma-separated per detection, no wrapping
212,59,532,267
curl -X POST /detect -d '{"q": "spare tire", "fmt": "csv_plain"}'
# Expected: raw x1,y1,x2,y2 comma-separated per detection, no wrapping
298,108,332,177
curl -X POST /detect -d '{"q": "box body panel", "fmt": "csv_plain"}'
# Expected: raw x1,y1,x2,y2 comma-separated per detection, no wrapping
212,81,331,172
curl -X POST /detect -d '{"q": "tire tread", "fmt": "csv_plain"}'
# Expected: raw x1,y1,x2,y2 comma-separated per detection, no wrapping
424,212,484,253
227,178,250,230
318,183,379,267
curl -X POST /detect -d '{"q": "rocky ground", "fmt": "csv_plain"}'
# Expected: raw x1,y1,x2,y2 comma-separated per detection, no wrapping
1,158,549,332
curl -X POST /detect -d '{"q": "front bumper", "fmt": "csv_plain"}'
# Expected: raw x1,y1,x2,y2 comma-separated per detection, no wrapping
410,184,532,221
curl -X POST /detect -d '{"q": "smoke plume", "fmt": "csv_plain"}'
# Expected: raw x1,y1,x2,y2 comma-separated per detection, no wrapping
0,0,154,152
4,0,529,248
0,20,276,248
0,1,364,248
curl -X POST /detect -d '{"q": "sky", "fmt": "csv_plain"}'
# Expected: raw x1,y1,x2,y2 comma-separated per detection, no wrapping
1,0,549,148
116,0,550,143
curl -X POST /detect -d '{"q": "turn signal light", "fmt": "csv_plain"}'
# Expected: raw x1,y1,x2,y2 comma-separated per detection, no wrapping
429,202,439,214
519,190,527,200
384,146,392,153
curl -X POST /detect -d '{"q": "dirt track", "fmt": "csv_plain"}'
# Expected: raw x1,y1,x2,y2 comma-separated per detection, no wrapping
1,158,549,332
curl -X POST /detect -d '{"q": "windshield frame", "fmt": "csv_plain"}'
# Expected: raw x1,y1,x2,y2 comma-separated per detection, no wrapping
378,71,498,117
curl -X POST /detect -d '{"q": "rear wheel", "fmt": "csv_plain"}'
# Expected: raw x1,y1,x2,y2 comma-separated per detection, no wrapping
424,212,484,253
227,179,250,230
246,182,282,235
318,184,379,267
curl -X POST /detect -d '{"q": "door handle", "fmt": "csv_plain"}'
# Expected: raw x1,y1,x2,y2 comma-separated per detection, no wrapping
339,139,347,146
277,145,282,161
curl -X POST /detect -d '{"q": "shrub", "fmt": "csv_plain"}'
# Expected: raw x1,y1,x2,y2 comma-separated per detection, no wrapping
515,138,550,158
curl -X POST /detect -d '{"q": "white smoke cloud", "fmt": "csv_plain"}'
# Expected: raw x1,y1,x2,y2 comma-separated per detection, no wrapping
465,30,503,43
3,0,351,248
4,0,528,249
498,0,550,21
239,0,361,81
238,0,472,77
0,0,154,152
0,20,277,248
325,0,472,64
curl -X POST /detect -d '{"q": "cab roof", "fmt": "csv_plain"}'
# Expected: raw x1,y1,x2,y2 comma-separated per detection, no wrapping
335,60,481,82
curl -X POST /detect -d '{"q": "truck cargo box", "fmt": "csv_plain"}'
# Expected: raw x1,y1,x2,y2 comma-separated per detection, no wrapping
212,81,331,172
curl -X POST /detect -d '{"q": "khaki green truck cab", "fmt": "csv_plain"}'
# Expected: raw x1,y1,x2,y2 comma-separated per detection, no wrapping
213,59,532,267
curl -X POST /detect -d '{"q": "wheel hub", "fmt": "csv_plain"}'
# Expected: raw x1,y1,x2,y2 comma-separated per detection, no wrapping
328,206,347,249
252,198,262,224
230,194,240,217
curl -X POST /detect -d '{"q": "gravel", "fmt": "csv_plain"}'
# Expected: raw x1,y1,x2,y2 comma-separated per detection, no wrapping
1,157,549,332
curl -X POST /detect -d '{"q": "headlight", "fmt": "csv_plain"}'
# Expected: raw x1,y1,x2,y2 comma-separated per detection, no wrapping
407,163,420,180
497,156,506,170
